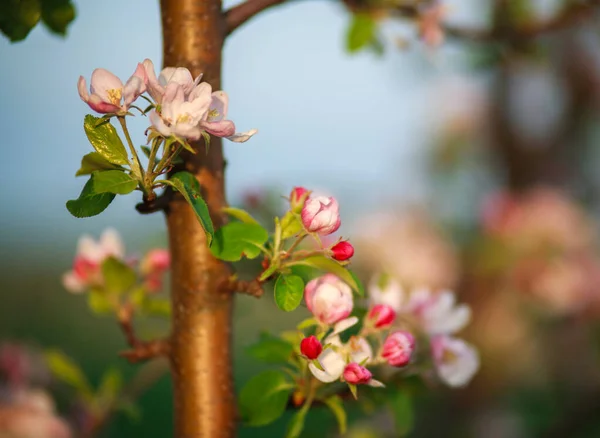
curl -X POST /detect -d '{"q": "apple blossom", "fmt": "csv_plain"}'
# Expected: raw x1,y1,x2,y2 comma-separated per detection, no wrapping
62,229,125,293
405,289,471,335
300,336,322,360
142,59,202,103
431,335,479,387
78,64,147,114
149,82,212,141
330,241,354,261
343,363,372,385
307,348,346,383
367,304,396,329
304,274,353,325
301,196,341,235
382,331,415,367
140,249,171,292
308,333,374,383
368,275,404,313
199,90,258,143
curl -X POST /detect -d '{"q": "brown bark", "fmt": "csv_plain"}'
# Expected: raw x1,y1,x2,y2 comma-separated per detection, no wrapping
160,0,235,436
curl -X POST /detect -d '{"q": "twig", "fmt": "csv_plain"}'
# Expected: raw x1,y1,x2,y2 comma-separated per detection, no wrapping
230,277,265,297
225,0,286,35
135,191,171,214
117,305,170,363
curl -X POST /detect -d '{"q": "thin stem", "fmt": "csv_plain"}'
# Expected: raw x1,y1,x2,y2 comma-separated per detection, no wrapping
285,232,307,255
146,137,162,178
154,143,183,176
117,116,146,187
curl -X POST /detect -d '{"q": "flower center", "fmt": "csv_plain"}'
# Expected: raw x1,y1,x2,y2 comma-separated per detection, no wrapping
176,114,191,124
107,88,122,106
207,108,220,121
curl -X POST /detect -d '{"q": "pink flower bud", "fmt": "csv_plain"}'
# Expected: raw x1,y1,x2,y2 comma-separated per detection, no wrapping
304,274,353,325
367,304,396,329
301,196,341,235
330,241,354,261
141,249,171,292
290,186,309,211
300,336,322,360
382,331,415,367
343,363,372,385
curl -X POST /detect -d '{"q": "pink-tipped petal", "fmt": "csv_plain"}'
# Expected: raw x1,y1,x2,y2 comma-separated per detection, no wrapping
143,59,165,103
77,76,89,102
201,120,236,137
226,128,258,143
89,68,123,102
123,76,145,107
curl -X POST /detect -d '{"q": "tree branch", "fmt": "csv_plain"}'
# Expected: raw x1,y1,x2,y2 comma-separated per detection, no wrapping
225,0,286,35
229,277,265,297
117,305,169,363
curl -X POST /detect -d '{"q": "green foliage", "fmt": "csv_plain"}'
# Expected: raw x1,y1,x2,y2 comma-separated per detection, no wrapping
66,177,116,218
76,152,124,176
0,0,72,42
210,222,268,261
45,350,93,398
163,172,214,244
293,255,362,295
389,389,414,436
323,395,347,435
97,368,123,406
41,0,75,35
286,408,308,438
246,333,294,364
92,170,138,195
222,207,260,225
140,298,172,317
84,115,129,165
280,211,303,239
274,274,305,312
346,13,377,53
102,257,136,294
239,370,292,426
88,289,115,314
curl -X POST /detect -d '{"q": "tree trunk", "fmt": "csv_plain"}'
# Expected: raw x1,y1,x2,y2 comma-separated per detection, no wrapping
160,0,235,436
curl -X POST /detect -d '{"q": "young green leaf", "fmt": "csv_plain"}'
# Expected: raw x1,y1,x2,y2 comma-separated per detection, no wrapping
163,172,214,244
92,170,138,195
286,408,308,438
209,222,268,262
280,211,303,240
222,207,259,225
76,152,123,176
258,262,279,282
346,13,377,53
45,350,93,398
98,368,123,404
84,115,129,165
88,289,115,314
323,395,347,435
274,275,304,312
246,334,294,364
66,177,116,218
239,370,292,426
102,257,136,294
293,256,361,294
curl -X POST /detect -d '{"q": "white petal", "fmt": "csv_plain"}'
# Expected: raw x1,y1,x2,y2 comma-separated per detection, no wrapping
308,363,339,383
330,316,359,337
149,111,173,137
62,271,85,294
368,275,404,312
76,235,103,262
77,76,89,102
226,128,258,143
100,228,125,259
349,337,373,364
367,379,385,388
318,348,345,377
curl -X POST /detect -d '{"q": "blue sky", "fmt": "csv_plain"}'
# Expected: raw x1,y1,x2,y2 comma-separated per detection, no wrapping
0,0,482,257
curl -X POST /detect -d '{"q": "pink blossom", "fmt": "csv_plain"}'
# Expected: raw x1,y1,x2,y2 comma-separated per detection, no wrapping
62,229,125,294
330,241,354,261
199,91,258,143
142,59,202,104
300,336,322,360
304,274,353,325
140,249,170,292
343,363,372,385
78,64,147,114
367,304,396,329
382,331,415,367
405,289,470,335
368,275,404,313
301,196,341,235
431,335,479,387
289,187,309,211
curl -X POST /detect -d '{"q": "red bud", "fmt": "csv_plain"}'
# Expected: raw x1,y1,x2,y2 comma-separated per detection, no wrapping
331,241,354,261
300,336,322,360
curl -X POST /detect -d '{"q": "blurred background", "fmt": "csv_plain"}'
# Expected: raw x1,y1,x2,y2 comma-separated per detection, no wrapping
3,0,600,436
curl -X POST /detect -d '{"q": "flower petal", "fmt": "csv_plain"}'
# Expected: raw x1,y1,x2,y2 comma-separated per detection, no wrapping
123,76,145,107
207,91,229,121
77,76,89,102
226,128,258,143
62,271,85,294
90,68,123,102
367,379,385,388
100,228,125,259
201,120,235,138
308,363,339,383
143,59,165,103
330,316,359,337
149,110,173,137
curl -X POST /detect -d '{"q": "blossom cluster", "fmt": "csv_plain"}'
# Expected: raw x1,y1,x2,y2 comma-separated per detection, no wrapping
297,272,478,393
78,60,256,143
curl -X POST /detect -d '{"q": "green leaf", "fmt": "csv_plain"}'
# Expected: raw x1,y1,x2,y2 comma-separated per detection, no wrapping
76,152,123,176
286,408,308,438
222,207,259,225
66,177,116,218
88,289,115,314
258,262,279,282
92,170,137,195
210,222,268,262
280,211,303,240
390,389,414,436
163,172,214,244
293,256,361,294
98,368,122,404
349,270,365,297
323,395,347,435
296,317,318,330
239,370,291,426
0,0,41,42
45,350,93,397
274,275,304,312
84,115,129,165
346,13,377,53
348,383,358,399
102,257,136,294
246,334,293,364
41,0,75,36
